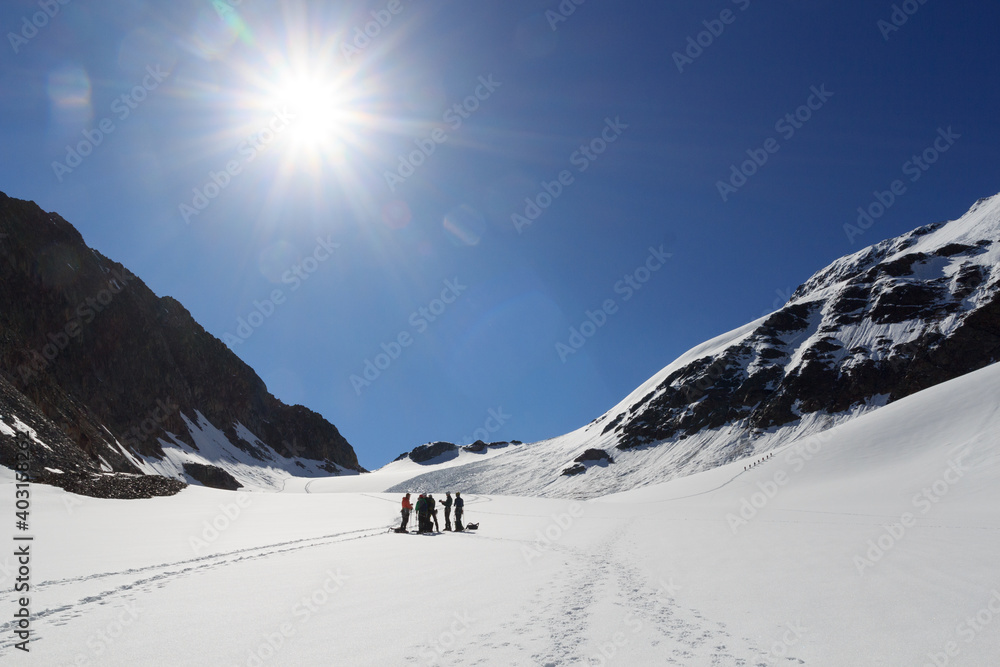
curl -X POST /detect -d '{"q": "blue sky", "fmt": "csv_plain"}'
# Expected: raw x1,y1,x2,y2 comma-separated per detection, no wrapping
2,0,998,469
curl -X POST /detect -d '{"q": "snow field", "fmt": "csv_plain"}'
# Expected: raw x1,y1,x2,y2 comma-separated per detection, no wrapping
1,361,999,665
601,362,1000,666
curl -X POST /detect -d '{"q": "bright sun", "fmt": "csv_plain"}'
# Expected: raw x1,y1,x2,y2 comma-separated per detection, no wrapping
229,34,385,200
269,73,353,157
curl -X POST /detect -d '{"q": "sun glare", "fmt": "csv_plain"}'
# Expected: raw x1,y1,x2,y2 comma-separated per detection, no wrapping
272,76,356,157
274,76,346,147
231,54,382,219
224,18,396,213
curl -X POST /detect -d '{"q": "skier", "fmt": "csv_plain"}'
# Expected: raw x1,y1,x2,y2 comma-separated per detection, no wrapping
400,493,413,531
415,494,429,533
428,494,439,532
454,492,464,531
442,492,453,531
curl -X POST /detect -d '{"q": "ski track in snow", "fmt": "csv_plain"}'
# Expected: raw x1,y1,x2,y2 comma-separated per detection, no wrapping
0,526,386,653
407,518,779,666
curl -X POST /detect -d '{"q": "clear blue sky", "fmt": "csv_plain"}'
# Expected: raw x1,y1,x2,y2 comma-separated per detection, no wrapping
2,0,998,469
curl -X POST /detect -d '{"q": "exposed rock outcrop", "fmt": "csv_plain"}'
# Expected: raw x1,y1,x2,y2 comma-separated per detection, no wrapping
0,191,362,491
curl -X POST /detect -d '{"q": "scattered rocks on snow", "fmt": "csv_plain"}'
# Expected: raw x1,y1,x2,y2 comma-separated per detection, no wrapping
50,471,185,499
574,448,614,464
561,448,614,476
407,441,459,463
463,440,488,453
183,462,242,490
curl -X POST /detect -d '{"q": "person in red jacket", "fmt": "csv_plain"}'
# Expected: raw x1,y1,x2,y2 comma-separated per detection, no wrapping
400,493,413,531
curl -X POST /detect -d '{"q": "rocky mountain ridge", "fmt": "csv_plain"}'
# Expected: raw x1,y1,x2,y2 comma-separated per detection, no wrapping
0,191,362,495
387,193,1000,498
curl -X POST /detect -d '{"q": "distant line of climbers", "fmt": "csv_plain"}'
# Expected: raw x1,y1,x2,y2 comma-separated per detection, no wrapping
400,491,464,532
744,452,774,471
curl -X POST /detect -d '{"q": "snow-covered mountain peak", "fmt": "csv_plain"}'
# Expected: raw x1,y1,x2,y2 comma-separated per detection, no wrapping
385,193,1000,499
792,191,1000,305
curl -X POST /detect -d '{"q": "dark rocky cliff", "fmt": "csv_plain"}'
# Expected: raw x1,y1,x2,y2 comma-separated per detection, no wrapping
601,199,1000,453
0,191,362,493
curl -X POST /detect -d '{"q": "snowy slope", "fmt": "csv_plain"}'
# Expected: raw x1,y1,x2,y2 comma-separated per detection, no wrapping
125,410,359,491
1,359,998,665
384,194,1000,498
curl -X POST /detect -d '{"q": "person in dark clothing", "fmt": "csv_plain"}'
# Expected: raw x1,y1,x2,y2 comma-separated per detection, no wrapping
400,493,413,531
454,492,464,531
427,494,439,532
442,492,453,531
415,494,429,533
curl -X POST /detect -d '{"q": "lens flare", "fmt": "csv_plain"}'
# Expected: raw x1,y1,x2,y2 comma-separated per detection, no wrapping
47,63,92,129
381,200,412,229
258,240,298,283
443,205,487,246
189,7,241,60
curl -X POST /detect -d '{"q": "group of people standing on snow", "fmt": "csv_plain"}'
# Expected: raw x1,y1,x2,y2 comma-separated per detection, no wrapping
399,491,464,533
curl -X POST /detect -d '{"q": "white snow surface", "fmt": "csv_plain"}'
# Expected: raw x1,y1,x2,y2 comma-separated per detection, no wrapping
2,361,999,665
